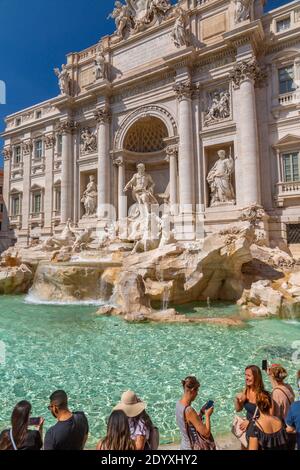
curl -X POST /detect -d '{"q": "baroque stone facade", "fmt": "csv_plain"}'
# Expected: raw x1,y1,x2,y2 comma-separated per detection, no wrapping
2,0,300,248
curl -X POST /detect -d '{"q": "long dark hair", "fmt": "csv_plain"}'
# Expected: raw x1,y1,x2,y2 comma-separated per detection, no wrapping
0,401,31,450
101,411,135,451
245,365,265,394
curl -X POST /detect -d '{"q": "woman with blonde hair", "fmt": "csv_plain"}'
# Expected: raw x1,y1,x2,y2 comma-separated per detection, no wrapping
96,410,135,451
235,365,266,448
268,364,294,421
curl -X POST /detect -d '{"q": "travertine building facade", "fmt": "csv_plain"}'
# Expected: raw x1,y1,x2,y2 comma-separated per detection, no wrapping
0,170,11,253
1,0,300,248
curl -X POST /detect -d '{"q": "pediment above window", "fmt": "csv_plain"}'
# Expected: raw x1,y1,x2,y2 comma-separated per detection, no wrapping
273,134,300,149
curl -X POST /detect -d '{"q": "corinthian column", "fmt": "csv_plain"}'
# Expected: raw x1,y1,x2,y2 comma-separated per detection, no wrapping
230,59,267,206
94,107,111,219
173,80,195,213
166,145,178,214
57,120,76,224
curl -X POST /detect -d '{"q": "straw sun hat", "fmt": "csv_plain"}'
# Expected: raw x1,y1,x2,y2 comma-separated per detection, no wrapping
113,391,147,418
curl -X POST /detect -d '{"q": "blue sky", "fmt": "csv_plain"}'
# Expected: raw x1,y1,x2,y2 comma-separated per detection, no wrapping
0,0,291,167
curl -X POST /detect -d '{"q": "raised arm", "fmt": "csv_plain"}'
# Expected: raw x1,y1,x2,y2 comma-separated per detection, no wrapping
186,407,212,439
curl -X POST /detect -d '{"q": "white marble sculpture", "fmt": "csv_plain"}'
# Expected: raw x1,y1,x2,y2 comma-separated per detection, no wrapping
41,219,75,251
207,150,235,207
234,0,252,23
72,228,94,252
95,44,109,80
124,163,158,216
205,90,231,124
171,6,189,48
108,1,132,38
81,175,98,217
81,128,97,154
54,65,71,95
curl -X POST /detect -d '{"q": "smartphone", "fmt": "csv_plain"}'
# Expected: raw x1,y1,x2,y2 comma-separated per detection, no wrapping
203,400,214,410
29,417,41,426
262,360,268,372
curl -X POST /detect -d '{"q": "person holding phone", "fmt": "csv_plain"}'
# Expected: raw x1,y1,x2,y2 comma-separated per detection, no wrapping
176,376,215,450
0,401,44,451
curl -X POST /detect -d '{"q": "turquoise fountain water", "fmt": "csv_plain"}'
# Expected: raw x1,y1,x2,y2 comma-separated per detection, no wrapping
0,296,299,448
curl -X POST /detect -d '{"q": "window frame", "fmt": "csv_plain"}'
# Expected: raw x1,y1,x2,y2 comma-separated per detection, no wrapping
281,150,300,183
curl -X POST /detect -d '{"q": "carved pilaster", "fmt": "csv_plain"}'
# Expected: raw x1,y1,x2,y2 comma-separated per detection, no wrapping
22,139,33,156
43,134,56,150
230,59,268,89
2,146,12,161
94,107,111,124
173,80,194,101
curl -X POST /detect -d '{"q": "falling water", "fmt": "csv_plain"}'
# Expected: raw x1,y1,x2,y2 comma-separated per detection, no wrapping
207,297,211,309
162,285,170,311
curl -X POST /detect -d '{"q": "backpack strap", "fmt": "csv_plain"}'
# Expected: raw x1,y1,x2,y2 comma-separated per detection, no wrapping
272,387,292,405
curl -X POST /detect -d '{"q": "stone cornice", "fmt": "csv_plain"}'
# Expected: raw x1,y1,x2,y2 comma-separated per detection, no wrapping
223,20,265,56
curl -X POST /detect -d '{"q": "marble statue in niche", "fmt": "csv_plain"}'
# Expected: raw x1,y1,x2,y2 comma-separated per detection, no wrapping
94,44,109,81
207,150,235,207
234,0,252,23
81,175,98,217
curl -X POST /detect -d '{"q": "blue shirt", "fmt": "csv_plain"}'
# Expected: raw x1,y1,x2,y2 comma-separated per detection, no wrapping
286,401,300,450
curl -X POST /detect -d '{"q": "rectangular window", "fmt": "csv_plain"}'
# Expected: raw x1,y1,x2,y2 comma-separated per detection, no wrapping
0,222,2,231
278,66,296,94
0,186,2,195
55,189,61,213
283,152,300,182
16,118,21,126
12,196,20,216
14,146,21,165
0,203,3,213
35,140,43,160
36,110,42,119
32,193,41,214
276,17,291,32
57,134,62,154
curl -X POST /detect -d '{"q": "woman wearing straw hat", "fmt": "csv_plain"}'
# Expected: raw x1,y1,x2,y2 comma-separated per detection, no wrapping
114,391,154,450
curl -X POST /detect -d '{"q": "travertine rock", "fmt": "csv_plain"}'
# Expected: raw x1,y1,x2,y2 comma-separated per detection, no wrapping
0,264,33,295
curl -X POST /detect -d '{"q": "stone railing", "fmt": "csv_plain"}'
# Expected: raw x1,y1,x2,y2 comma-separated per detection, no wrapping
9,214,22,229
278,92,297,105
29,212,44,225
277,180,300,195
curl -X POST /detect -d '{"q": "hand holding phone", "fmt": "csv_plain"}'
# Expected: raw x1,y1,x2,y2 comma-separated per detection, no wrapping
29,417,44,428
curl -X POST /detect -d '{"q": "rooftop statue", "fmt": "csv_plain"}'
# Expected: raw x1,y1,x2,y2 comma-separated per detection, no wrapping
54,65,71,96
108,0,172,38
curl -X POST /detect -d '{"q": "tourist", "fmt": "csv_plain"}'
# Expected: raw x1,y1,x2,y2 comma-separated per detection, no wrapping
235,365,266,448
44,390,89,450
176,376,215,450
113,390,154,450
96,410,135,451
0,401,43,451
248,391,288,450
268,364,294,421
286,372,300,451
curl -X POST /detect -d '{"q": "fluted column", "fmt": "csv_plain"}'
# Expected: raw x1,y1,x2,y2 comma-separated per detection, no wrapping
173,80,195,213
230,59,267,206
113,157,127,220
94,107,111,219
57,121,76,224
166,145,178,214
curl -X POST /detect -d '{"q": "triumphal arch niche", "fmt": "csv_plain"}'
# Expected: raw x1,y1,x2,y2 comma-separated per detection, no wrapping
112,105,179,221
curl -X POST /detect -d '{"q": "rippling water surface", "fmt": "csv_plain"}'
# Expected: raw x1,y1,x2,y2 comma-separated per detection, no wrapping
0,296,299,448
